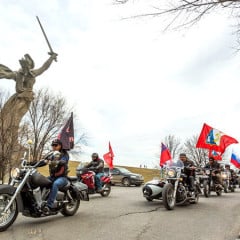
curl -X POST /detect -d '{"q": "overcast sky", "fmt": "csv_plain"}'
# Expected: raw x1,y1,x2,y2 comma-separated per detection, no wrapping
1,0,240,167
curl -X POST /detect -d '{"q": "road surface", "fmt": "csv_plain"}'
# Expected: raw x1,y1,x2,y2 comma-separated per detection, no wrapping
1,186,240,240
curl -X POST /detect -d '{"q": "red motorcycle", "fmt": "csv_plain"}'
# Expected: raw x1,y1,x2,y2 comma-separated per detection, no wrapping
76,165,111,197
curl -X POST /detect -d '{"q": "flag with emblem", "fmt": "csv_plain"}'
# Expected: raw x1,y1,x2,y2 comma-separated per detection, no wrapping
196,123,238,154
58,112,74,150
208,150,222,161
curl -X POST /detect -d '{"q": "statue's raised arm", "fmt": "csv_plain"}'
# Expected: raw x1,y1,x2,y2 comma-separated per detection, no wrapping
33,52,57,77
0,53,57,94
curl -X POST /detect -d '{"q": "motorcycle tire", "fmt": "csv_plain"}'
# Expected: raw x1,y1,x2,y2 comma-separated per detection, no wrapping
0,193,18,232
61,199,80,216
203,181,210,198
162,183,175,210
100,183,111,197
223,183,228,193
146,197,153,202
216,190,222,196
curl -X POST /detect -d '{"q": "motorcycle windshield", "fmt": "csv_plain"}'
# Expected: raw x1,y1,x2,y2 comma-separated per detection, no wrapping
164,160,184,169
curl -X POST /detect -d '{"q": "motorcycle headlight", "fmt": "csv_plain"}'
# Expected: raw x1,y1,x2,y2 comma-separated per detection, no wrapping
11,168,20,179
167,169,176,178
205,170,210,175
221,173,227,179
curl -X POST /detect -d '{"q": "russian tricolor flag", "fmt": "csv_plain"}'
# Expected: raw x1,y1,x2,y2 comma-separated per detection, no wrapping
231,153,240,168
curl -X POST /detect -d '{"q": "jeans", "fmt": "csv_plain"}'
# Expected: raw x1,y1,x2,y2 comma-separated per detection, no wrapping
95,173,104,190
187,176,195,191
47,176,68,208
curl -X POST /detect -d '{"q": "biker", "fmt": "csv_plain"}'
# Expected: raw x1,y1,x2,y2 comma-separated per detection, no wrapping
45,139,69,212
204,157,223,189
179,153,196,192
225,164,238,185
85,153,104,193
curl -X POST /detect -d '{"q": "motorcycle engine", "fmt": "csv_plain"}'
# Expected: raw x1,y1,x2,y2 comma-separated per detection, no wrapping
176,184,187,201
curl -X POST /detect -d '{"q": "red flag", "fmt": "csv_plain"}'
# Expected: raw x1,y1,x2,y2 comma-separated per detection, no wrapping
160,143,172,166
103,142,114,169
58,112,74,150
196,123,238,154
208,150,222,161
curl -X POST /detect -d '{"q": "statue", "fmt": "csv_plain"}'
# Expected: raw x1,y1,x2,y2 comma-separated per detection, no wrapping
0,16,58,183
0,52,57,98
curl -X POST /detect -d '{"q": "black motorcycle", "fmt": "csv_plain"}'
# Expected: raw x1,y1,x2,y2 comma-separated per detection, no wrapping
162,160,200,210
0,155,88,232
202,168,223,197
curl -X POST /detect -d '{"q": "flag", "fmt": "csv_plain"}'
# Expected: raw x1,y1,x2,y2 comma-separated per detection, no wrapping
58,112,74,150
103,142,114,169
160,143,172,166
196,123,238,153
208,150,222,161
231,152,240,169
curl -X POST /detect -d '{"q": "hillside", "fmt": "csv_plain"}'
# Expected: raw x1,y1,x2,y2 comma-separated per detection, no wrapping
38,161,161,183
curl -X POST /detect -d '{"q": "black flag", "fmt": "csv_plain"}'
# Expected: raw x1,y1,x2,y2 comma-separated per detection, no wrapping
58,112,74,150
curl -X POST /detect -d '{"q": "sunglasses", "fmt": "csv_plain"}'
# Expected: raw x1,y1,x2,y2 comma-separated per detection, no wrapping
52,144,59,147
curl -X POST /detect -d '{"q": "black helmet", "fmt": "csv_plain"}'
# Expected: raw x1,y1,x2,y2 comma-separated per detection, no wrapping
51,139,62,146
91,153,99,159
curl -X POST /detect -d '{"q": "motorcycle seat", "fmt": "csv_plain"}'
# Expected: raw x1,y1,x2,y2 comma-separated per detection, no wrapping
67,176,78,181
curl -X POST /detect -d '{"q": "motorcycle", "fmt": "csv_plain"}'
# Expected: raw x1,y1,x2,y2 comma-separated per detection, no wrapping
162,160,200,210
76,164,112,197
202,168,223,197
0,154,87,232
221,170,232,193
223,170,238,193
142,177,165,202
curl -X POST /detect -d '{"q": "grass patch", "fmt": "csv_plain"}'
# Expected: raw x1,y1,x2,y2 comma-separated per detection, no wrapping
38,161,161,183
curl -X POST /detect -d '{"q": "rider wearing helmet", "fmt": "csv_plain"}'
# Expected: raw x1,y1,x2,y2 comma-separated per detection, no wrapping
85,153,105,193
225,164,238,185
45,139,69,212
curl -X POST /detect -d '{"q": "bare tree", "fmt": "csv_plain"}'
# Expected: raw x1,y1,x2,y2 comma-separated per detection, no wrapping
163,134,183,159
115,0,240,40
20,88,88,162
183,134,209,167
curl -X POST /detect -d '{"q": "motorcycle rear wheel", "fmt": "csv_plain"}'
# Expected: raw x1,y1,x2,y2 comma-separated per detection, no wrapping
61,199,80,216
100,183,111,197
0,194,18,232
162,183,175,210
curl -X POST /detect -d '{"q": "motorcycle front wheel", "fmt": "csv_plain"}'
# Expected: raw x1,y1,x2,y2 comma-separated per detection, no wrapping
101,183,111,197
162,183,175,210
203,181,210,198
0,193,18,232
61,199,80,216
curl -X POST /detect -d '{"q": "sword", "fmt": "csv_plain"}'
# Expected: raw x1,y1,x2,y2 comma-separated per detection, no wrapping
36,16,57,62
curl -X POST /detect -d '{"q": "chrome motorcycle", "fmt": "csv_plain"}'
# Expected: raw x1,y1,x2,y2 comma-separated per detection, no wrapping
0,155,87,232
162,160,200,210
202,168,223,197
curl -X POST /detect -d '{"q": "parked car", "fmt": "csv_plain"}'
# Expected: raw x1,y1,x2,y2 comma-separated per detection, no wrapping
104,167,144,187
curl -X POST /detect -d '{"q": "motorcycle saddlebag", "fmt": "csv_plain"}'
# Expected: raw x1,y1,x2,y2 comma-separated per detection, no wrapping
73,182,89,201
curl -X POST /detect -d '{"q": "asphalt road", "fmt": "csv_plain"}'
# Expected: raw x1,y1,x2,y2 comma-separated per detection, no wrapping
1,186,240,240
